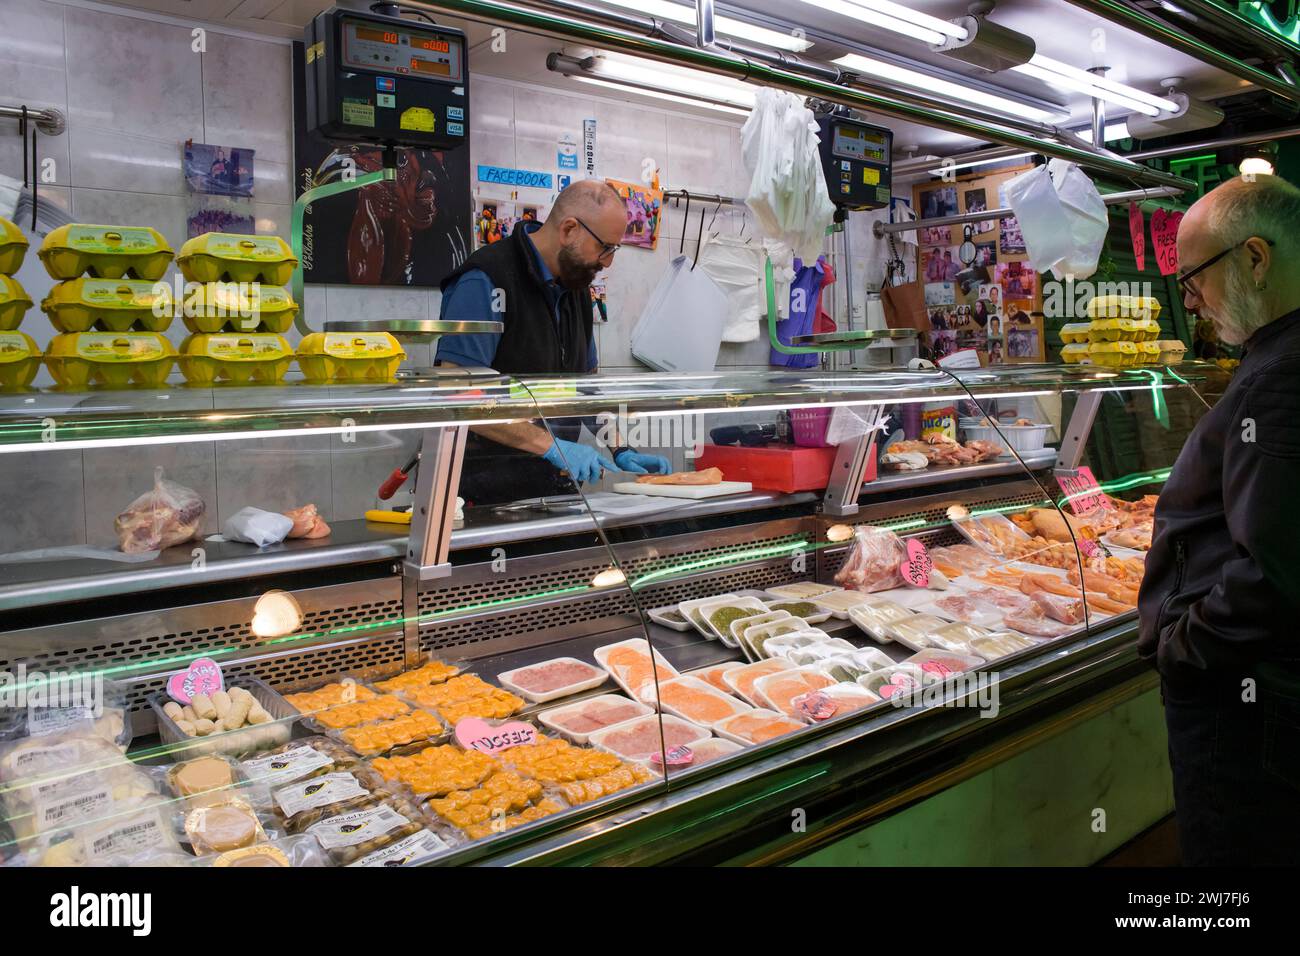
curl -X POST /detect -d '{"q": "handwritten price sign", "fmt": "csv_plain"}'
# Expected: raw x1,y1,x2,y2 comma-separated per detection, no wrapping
454,718,536,755
1129,202,1146,272
167,657,224,704
899,539,933,588
1150,208,1184,276
1056,466,1108,516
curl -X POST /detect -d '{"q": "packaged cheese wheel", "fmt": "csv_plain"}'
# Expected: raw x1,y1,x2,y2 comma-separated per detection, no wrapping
44,331,175,387
42,277,173,333
0,217,29,274
39,223,173,280
177,233,297,285
177,332,294,385
0,332,41,390
0,275,33,331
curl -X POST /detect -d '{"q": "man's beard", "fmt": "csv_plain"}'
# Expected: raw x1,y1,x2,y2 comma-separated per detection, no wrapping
556,244,601,290
1213,262,1273,345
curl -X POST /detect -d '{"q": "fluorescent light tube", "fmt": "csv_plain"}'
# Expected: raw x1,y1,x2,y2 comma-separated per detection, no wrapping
1027,54,1178,113
1076,120,1131,143
570,75,751,115
1011,60,1164,117
800,0,949,44
596,0,813,51
833,52,1059,122
593,55,757,107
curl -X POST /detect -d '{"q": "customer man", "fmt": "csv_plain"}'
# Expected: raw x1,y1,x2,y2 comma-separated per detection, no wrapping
437,180,669,504
1138,173,1300,865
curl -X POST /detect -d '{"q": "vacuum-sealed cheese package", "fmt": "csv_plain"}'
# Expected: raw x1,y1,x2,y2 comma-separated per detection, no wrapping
115,466,206,553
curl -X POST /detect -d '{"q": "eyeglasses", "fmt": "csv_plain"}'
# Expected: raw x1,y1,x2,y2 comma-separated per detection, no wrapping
1177,238,1275,298
574,217,621,260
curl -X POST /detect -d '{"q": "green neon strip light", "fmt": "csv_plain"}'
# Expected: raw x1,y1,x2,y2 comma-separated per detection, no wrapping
630,540,809,589
1170,153,1218,167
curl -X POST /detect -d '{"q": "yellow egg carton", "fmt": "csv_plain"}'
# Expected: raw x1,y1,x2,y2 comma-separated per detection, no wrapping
45,332,176,388
42,278,173,333
177,233,298,285
1087,317,1160,343
180,282,299,334
1060,322,1091,345
0,275,33,331
178,333,294,385
1085,294,1161,322
1087,341,1139,367
1061,342,1091,364
39,224,173,281
297,332,405,383
0,332,41,390
0,217,29,274
1134,341,1161,364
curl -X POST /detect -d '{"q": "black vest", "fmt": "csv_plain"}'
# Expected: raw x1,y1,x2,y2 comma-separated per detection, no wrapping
440,223,593,374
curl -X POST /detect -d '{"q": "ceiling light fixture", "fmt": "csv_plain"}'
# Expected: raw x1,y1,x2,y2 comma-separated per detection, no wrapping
596,0,813,51
832,52,1060,122
567,53,757,109
1239,156,1275,176
569,76,751,115
796,0,957,44
1010,57,1174,117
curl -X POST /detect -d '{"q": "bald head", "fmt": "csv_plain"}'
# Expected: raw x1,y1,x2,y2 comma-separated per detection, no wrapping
1179,174,1300,345
549,179,624,222
532,179,630,290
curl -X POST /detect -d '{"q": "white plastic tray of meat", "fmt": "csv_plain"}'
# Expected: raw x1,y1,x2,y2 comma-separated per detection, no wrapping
927,594,1004,630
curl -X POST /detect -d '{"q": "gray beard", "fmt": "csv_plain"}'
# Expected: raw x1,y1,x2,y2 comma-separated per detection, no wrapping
1214,263,1273,345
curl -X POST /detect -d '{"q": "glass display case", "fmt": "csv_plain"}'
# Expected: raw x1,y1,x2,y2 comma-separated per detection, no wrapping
0,361,1228,867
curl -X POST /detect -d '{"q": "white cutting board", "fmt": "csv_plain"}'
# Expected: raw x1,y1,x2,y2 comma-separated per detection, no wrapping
611,480,753,499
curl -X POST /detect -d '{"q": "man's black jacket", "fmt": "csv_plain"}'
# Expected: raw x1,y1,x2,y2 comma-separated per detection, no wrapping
1138,307,1300,700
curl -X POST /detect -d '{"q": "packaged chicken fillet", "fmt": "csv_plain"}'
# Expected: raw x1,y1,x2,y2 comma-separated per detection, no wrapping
833,526,907,593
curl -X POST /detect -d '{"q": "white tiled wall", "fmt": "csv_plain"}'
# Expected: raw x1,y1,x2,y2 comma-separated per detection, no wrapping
0,0,898,549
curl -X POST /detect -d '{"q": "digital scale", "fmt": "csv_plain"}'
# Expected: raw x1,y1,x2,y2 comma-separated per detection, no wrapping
817,115,893,211
305,6,469,149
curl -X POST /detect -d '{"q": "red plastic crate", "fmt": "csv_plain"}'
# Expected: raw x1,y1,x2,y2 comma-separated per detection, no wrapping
694,443,877,494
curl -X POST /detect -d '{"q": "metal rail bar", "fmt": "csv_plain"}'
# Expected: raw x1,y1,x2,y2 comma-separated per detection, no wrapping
0,104,65,135
413,0,1191,191
1062,0,1300,106
875,185,1183,235
1125,124,1300,161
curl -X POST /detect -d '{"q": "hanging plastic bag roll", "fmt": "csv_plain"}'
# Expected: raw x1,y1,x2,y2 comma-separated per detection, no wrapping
1002,159,1109,280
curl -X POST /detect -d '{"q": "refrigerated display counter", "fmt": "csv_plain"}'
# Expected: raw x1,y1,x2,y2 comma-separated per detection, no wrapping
0,362,1225,867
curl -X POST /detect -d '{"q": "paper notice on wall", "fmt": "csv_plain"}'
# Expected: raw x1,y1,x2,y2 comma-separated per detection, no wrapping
558,132,578,170
583,119,597,179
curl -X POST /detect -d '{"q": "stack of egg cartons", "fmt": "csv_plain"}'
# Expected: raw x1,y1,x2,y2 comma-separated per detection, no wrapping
38,223,176,387
0,218,40,389
173,233,299,385
1084,295,1162,367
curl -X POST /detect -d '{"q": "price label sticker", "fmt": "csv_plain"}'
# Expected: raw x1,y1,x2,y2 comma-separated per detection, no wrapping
649,745,695,767
899,539,933,588
166,657,224,704
1056,466,1108,516
454,717,537,755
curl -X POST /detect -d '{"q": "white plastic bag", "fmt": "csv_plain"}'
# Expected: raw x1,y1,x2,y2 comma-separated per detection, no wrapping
741,88,836,262
630,255,729,372
222,507,293,548
696,234,766,343
1003,159,1108,280
115,467,205,553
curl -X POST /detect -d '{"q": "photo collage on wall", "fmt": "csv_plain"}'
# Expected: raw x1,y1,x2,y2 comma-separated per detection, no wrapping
915,170,1044,364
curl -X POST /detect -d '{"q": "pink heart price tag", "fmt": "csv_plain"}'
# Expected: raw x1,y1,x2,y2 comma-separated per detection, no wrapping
454,717,536,755
166,658,224,704
1056,466,1108,516
649,745,695,767
899,538,933,588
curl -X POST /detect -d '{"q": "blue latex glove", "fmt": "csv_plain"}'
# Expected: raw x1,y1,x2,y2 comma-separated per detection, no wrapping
614,450,671,475
542,438,617,484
